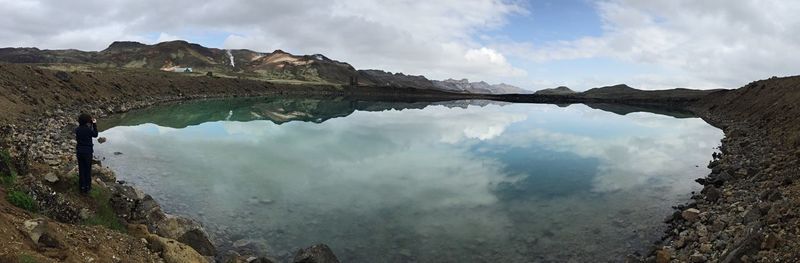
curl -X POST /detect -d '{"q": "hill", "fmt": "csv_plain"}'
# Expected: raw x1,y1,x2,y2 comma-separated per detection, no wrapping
534,86,576,95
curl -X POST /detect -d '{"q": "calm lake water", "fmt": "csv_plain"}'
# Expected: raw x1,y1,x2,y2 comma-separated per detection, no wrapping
96,97,721,262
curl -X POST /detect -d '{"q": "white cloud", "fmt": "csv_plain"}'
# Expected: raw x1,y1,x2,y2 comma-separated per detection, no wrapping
0,0,526,83
500,0,800,89
155,32,181,43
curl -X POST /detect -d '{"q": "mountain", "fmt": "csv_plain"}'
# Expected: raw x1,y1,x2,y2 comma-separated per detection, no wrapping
582,84,718,100
0,40,526,94
534,86,577,95
432,79,530,94
491,83,532,94
357,70,436,89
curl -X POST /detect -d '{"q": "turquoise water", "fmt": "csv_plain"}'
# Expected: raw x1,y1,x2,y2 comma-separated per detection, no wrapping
96,97,721,262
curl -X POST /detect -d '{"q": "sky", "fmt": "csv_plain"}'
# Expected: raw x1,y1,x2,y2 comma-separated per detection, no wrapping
1,0,799,91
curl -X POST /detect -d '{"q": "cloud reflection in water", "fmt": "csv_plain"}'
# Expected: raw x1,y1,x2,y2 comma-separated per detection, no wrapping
97,102,721,262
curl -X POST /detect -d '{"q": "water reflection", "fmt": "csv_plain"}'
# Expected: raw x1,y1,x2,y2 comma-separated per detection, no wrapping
96,98,721,262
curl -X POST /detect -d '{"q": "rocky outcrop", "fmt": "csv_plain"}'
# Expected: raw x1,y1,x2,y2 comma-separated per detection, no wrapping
146,234,210,263
106,182,216,257
153,215,217,257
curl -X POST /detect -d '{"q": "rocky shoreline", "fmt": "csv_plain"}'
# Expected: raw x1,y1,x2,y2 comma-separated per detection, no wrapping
642,77,800,262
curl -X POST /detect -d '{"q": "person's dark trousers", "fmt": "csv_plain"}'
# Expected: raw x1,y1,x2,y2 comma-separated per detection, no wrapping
77,154,92,193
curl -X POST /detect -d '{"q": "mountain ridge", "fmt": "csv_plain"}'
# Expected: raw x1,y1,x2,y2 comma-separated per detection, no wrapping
0,40,530,94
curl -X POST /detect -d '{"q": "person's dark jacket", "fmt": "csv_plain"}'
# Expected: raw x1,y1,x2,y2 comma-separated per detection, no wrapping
75,123,98,154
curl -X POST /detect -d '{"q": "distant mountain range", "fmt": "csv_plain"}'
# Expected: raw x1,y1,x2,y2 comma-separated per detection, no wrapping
0,40,531,94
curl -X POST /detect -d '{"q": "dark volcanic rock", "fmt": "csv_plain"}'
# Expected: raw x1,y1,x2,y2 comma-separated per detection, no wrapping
54,71,71,82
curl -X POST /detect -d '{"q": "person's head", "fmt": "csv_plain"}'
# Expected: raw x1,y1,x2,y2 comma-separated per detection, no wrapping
78,113,92,126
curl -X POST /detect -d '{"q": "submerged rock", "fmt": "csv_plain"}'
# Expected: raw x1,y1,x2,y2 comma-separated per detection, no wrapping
293,244,340,263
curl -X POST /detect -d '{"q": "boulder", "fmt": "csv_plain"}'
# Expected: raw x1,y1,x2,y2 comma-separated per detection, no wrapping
43,172,59,183
762,233,779,250
655,248,672,263
703,186,722,202
689,253,707,263
146,234,209,263
153,215,216,257
114,192,167,226
682,208,701,222
22,219,47,244
91,164,116,182
127,224,151,239
22,218,62,248
293,244,340,263
97,137,107,144
54,71,72,82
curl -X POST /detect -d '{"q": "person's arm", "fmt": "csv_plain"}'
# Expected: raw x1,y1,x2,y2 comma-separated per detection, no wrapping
91,119,99,138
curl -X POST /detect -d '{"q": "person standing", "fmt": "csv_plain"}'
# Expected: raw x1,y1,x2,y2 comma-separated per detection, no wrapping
75,113,98,194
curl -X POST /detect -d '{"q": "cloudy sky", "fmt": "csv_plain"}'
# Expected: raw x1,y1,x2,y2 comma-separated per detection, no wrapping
2,0,798,90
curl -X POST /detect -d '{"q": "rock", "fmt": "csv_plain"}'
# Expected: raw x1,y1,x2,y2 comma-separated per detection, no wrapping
655,248,672,263
43,172,59,183
54,71,72,82
697,224,709,237
703,186,722,202
109,184,152,222
293,244,340,263
91,164,116,182
22,219,47,244
247,257,277,263
79,208,92,220
742,208,760,224
699,243,713,253
97,137,107,144
22,218,62,248
720,224,763,263
682,208,701,222
689,253,707,262
664,211,682,223
233,239,254,248
673,236,686,249
127,224,151,238
762,233,778,250
154,215,216,257
146,234,209,263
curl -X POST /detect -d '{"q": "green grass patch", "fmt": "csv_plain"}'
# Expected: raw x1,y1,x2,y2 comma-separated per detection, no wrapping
0,147,11,165
84,188,126,232
18,254,38,263
65,174,80,193
0,149,17,177
0,174,15,188
7,190,36,212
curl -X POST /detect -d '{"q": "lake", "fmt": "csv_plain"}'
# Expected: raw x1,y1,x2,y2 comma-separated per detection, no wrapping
96,97,722,262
